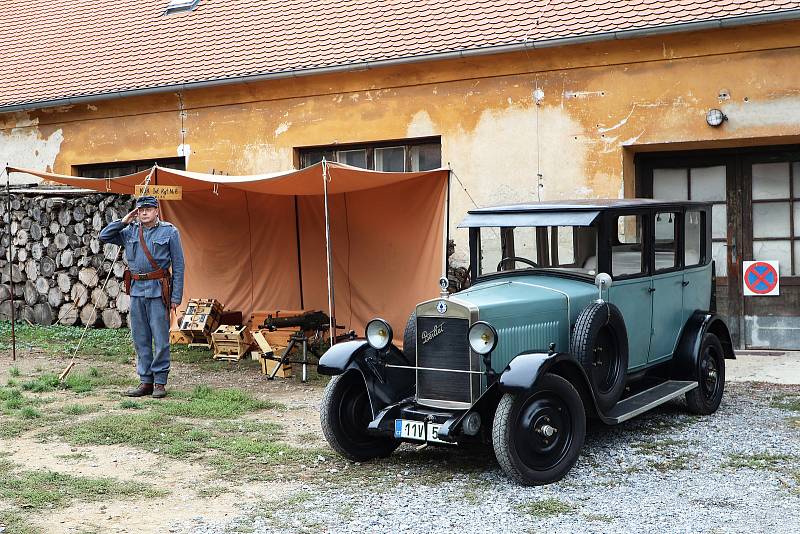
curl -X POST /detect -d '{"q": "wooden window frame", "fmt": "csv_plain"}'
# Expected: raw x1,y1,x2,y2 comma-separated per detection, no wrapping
297,137,441,172
73,157,186,179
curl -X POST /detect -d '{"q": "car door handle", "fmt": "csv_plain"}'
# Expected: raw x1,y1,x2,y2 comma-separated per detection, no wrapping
682,280,690,287
648,287,656,293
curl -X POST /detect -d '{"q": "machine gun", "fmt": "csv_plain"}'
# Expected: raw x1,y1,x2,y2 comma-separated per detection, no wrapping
259,310,331,333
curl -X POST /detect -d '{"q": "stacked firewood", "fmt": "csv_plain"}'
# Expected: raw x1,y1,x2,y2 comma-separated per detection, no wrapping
1,190,134,327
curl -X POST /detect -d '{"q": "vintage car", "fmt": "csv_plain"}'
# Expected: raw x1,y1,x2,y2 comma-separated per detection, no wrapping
318,199,734,485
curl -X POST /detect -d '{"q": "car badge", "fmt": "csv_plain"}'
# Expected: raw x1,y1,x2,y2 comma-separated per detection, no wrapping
437,301,447,314
421,322,445,344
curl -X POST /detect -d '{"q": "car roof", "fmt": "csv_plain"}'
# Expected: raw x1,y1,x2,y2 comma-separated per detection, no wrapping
466,198,712,213
458,198,712,228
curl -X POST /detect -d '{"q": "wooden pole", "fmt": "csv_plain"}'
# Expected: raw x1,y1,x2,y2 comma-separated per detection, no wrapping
5,165,16,361
322,159,336,344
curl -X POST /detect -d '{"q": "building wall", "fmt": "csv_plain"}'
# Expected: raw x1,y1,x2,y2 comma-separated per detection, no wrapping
2,21,800,266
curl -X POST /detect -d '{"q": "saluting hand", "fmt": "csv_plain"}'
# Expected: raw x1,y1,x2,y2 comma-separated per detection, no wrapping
122,208,139,224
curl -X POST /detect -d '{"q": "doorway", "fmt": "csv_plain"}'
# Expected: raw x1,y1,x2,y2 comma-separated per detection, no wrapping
636,145,800,349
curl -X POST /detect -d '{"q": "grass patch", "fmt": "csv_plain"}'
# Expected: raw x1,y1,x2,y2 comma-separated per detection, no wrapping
724,452,798,471
61,403,102,416
19,406,42,419
21,374,60,393
58,413,213,457
0,418,36,438
583,512,614,523
152,385,284,419
772,395,800,412
0,459,165,510
120,399,143,409
517,498,576,518
0,511,41,534
9,366,21,377
0,322,135,362
56,452,92,461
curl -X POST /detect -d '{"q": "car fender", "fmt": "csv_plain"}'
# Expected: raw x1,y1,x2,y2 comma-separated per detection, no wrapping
318,340,414,417
672,311,735,381
498,351,602,420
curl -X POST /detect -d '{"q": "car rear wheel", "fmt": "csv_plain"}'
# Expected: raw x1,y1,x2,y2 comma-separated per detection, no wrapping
492,373,585,486
320,372,399,461
571,302,628,412
685,333,726,415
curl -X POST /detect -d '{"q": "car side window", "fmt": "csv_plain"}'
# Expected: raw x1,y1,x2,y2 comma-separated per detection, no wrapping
654,212,678,271
612,215,645,277
685,210,703,267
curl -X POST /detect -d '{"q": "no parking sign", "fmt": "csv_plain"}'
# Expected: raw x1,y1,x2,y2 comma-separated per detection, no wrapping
743,260,780,296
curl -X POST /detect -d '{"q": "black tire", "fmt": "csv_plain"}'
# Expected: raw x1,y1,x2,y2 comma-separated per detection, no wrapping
492,373,586,486
570,302,628,412
403,311,416,362
685,333,726,415
320,372,399,461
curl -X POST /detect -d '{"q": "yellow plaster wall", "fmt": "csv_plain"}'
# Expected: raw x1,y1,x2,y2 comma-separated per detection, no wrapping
3,21,800,263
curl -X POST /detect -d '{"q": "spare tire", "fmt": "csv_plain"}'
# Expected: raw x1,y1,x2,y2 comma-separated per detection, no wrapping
403,311,417,362
570,301,628,412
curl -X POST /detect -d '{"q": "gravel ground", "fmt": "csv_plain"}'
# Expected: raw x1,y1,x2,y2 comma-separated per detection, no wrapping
175,382,800,534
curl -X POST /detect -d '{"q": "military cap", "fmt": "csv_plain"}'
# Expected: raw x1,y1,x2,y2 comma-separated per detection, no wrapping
135,196,158,208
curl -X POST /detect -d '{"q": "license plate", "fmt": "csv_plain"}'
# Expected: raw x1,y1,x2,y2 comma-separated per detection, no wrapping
394,419,446,444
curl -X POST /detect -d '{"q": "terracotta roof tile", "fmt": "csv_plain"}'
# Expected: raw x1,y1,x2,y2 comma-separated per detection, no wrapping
1,0,799,109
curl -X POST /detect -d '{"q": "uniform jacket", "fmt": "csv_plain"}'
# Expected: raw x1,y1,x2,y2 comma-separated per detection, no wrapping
99,219,185,304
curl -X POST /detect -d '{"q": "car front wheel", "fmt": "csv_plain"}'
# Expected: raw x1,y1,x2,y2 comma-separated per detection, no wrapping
320,372,399,461
492,373,586,485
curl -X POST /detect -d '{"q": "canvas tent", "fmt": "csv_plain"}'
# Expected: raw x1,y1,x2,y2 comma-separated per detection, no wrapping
6,162,449,337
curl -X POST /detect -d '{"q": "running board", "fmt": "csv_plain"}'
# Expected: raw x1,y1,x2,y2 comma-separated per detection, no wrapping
604,380,697,424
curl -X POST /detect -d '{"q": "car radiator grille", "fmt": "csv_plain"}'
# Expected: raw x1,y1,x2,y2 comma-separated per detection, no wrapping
416,316,472,405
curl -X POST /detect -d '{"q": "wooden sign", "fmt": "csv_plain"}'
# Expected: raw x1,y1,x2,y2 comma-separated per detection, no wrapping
134,184,182,200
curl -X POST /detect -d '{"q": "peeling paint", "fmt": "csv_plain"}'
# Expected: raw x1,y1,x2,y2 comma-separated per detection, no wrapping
621,130,646,146
406,111,437,138
177,143,191,161
239,143,293,174
564,90,604,99
723,96,800,129
274,122,291,136
598,105,636,133
0,123,64,184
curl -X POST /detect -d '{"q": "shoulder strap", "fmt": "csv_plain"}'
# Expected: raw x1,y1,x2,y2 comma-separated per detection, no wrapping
138,224,161,271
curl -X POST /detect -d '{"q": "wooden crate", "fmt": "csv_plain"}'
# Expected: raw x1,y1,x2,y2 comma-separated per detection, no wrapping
211,325,253,361
169,330,193,345
260,357,292,378
180,298,224,338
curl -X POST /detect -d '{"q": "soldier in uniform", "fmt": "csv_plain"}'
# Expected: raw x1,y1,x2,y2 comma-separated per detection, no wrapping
100,196,185,398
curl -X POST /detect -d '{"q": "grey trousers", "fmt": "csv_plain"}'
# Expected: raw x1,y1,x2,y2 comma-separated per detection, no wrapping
130,296,170,385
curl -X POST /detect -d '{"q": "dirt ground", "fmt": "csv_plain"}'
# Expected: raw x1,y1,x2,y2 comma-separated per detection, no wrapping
0,346,330,534
1,338,799,534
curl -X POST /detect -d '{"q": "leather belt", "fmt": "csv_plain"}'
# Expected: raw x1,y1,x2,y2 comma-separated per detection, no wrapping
130,269,169,281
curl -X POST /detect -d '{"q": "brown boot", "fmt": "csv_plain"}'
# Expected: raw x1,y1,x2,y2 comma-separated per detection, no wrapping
152,384,167,399
125,383,154,397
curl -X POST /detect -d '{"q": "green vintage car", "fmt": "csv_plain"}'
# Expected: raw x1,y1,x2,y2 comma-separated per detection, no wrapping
318,199,734,485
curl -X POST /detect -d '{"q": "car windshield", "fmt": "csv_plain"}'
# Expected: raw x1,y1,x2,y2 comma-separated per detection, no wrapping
478,225,598,277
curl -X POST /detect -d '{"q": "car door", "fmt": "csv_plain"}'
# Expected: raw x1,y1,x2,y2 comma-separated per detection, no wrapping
649,209,684,363
605,212,653,371
682,208,713,321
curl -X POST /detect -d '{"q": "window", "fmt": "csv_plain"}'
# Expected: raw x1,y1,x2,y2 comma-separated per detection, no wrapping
298,138,441,172
751,161,800,276
478,225,597,276
654,212,678,271
613,215,644,277
652,165,727,275
74,157,186,179
685,210,703,267
165,0,200,14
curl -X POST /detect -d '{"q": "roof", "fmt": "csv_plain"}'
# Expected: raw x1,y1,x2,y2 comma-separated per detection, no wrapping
459,198,711,227
2,0,800,112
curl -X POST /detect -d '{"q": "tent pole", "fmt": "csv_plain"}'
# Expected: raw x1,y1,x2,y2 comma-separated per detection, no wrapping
322,159,336,344
294,196,304,310
4,165,16,361
445,168,452,283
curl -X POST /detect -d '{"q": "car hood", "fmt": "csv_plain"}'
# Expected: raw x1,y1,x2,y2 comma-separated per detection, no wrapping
453,274,597,323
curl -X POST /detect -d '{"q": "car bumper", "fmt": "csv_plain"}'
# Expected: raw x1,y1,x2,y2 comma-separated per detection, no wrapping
367,398,468,444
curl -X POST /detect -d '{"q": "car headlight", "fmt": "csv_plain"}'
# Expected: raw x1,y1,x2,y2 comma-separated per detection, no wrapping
365,318,393,350
468,321,498,355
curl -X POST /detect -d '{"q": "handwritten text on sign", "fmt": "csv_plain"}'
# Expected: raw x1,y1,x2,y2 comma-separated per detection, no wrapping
134,185,183,200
